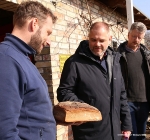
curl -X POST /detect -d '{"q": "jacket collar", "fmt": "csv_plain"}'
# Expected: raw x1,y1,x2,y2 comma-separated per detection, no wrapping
140,44,150,60
75,40,116,61
76,40,122,84
119,41,150,61
4,33,36,56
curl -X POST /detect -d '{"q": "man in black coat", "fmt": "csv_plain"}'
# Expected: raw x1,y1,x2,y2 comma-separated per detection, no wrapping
118,22,150,140
57,22,132,140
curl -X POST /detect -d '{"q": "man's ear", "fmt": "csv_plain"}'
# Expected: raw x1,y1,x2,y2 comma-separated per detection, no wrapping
108,35,112,46
128,32,130,38
30,18,39,32
109,35,112,41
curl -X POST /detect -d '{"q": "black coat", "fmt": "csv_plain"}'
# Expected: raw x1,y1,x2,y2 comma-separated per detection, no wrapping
57,40,132,140
118,41,150,102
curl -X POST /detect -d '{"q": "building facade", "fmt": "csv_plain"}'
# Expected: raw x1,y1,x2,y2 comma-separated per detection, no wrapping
0,0,132,139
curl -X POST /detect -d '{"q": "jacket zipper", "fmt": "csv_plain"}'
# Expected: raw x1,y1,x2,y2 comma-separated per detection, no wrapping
40,128,43,140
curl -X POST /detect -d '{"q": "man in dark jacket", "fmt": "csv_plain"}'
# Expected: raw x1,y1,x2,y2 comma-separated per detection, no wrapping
0,1,57,140
57,22,132,140
118,22,150,140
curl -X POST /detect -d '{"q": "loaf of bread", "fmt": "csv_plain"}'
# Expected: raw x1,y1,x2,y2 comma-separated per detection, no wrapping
53,101,102,122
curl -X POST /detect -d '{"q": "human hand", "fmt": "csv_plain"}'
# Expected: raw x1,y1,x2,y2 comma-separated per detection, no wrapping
56,120,85,126
71,121,85,126
122,131,131,139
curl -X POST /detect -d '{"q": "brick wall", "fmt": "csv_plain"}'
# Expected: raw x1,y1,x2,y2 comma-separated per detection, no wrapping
4,0,130,140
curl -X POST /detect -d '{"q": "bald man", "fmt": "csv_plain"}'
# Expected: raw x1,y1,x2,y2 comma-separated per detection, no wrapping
57,22,132,140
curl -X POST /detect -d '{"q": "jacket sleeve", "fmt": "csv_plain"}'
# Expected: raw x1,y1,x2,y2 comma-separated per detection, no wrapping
0,55,25,140
57,56,84,103
120,76,132,131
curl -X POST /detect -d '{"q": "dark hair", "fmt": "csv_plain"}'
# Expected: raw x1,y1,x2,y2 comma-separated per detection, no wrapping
13,1,57,27
90,22,110,33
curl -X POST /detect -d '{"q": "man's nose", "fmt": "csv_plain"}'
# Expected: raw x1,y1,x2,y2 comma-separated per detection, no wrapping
135,37,138,41
135,37,140,42
96,41,101,46
46,38,51,46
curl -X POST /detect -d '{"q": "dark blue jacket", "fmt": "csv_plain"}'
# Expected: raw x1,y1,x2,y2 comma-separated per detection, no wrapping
57,40,132,140
0,34,56,140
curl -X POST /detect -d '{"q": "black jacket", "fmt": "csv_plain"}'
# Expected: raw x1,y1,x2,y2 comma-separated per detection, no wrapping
118,41,150,102
57,40,132,140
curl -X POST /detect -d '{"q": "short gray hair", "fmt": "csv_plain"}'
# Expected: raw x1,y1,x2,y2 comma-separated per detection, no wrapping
129,22,147,33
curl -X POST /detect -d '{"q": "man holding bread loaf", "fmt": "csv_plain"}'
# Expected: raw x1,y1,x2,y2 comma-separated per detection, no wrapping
57,22,132,140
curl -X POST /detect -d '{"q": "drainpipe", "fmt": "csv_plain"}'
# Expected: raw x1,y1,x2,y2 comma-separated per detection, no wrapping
126,0,134,30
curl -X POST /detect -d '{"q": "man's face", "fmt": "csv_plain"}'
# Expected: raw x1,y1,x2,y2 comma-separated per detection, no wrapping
89,27,112,57
128,29,145,48
29,16,53,54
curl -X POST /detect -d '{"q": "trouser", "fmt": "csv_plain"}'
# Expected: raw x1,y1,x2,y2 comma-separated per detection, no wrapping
128,102,149,140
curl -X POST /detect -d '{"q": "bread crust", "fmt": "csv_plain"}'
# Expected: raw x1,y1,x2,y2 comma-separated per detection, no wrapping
53,101,102,122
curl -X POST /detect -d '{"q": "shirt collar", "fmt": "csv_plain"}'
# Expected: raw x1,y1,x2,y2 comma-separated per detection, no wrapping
125,44,140,52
